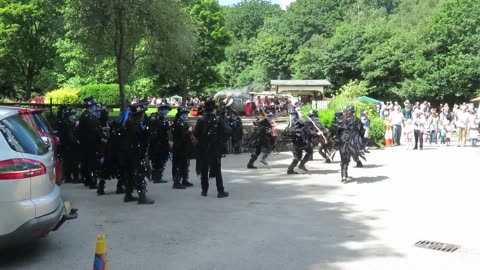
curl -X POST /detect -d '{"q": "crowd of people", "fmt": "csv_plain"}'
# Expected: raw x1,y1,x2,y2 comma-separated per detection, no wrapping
380,100,480,149
54,94,372,205
56,96,231,205
245,103,368,182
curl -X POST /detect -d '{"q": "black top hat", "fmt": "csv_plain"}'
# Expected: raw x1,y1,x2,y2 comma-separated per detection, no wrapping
129,101,149,115
158,99,171,110
83,96,97,107
63,108,77,118
176,106,189,115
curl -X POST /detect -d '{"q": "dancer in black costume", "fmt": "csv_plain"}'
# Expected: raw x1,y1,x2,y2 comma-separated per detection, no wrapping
334,105,366,183
247,112,273,168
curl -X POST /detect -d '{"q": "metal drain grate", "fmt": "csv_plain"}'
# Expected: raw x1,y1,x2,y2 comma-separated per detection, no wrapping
414,240,459,252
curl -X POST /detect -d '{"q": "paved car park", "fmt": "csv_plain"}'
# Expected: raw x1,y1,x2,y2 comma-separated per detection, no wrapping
1,144,480,270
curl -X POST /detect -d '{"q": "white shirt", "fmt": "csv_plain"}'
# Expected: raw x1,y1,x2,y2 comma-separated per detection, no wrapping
223,97,234,107
389,110,404,125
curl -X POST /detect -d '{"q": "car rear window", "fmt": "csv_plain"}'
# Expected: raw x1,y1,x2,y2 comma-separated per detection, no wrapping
0,114,49,155
27,112,52,134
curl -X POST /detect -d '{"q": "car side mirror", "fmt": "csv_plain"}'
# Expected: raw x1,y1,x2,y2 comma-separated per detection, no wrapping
41,136,52,149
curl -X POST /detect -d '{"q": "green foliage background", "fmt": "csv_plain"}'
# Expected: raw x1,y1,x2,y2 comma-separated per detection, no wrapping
45,87,80,104
78,84,133,105
0,0,479,107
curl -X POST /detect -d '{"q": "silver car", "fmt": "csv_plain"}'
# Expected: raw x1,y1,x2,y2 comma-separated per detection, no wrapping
0,107,77,248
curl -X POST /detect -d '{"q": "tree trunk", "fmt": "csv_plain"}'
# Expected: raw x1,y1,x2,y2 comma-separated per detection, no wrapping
116,9,127,110
24,63,35,101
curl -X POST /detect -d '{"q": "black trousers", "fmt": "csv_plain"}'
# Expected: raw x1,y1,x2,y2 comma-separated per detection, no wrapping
172,156,189,182
123,166,147,194
340,150,351,178
301,147,313,165
414,130,423,149
80,148,97,185
63,153,79,182
201,157,224,193
288,148,303,171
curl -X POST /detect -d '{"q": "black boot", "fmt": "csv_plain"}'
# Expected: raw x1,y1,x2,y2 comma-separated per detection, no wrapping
97,179,106,195
138,191,155,204
124,193,138,202
217,191,229,198
356,161,363,167
172,175,186,189
341,164,348,183
152,169,167,183
298,162,308,171
123,182,137,202
182,179,193,187
287,169,298,174
247,154,258,169
116,185,125,194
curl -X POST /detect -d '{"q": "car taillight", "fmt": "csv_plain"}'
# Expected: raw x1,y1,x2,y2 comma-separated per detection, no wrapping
0,159,47,180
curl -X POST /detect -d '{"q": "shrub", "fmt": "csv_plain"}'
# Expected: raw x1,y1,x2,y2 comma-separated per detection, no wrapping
45,87,80,104
298,103,312,117
78,84,133,105
369,116,386,147
318,109,336,129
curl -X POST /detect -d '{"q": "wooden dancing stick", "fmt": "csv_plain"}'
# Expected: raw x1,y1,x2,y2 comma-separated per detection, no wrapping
305,115,327,141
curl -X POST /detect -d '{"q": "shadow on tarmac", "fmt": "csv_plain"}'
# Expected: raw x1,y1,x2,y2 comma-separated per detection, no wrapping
347,175,390,184
0,151,401,270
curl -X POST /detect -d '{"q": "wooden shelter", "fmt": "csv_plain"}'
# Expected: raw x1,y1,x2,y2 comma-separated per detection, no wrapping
270,80,332,110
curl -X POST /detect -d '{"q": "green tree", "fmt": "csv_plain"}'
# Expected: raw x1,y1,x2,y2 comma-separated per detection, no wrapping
402,0,480,101
0,0,64,99
64,0,194,109
54,38,117,87
283,0,356,44
181,0,231,95
224,0,282,40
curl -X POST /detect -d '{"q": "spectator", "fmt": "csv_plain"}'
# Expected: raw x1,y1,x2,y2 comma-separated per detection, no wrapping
413,109,426,150
404,100,412,119
389,106,405,145
427,109,439,145
455,106,469,147
404,119,414,149
360,110,370,138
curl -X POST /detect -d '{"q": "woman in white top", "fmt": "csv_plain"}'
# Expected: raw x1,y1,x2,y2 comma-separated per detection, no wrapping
455,106,469,146
412,109,426,150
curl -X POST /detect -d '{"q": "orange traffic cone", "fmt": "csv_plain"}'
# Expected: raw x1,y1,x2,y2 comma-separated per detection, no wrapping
384,125,393,147
93,234,109,270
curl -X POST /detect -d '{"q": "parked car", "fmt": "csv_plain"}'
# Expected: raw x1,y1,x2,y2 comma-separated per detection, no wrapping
1,106,63,185
0,107,77,248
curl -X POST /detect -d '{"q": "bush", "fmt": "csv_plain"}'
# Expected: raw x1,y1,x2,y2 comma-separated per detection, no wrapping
298,103,312,117
45,87,80,104
318,109,336,129
369,116,386,147
78,84,133,105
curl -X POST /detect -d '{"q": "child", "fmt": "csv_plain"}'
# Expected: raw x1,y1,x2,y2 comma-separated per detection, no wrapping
445,120,455,146
404,119,414,149
468,119,479,147
439,124,447,145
